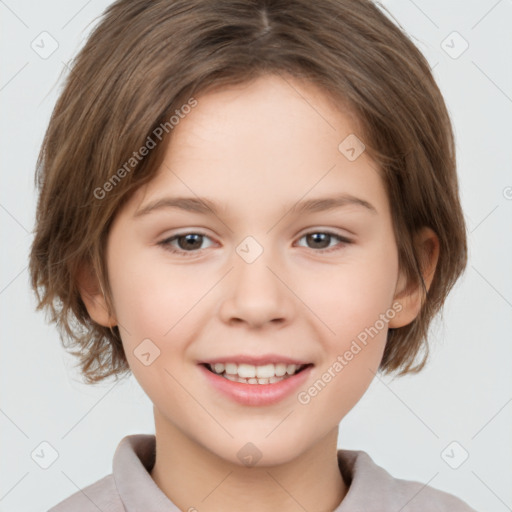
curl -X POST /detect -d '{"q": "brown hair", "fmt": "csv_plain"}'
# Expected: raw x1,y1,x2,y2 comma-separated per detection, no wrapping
29,0,467,384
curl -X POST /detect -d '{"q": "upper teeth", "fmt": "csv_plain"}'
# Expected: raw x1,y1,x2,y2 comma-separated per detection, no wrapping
210,362,302,379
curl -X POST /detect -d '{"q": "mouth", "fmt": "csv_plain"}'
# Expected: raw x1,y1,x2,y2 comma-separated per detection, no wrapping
201,362,313,385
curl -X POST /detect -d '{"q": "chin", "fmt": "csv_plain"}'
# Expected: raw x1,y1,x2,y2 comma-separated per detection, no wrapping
211,430,314,469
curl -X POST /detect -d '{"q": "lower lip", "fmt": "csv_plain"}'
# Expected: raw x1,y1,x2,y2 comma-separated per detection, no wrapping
199,364,313,406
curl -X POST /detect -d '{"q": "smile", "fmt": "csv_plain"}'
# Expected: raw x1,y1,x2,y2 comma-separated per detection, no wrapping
199,359,314,406
205,362,309,384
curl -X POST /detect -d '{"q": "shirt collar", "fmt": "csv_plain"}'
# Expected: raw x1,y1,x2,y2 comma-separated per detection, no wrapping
113,434,180,511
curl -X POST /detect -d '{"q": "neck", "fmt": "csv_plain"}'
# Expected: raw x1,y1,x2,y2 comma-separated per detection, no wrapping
150,410,347,512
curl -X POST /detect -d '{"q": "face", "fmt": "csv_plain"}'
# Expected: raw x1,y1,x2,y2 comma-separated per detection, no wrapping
98,74,407,465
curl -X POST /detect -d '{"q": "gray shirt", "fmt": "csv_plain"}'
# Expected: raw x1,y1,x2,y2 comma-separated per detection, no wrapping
48,434,477,511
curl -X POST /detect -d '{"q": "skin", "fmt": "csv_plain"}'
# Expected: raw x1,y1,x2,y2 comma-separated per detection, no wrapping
80,73,439,511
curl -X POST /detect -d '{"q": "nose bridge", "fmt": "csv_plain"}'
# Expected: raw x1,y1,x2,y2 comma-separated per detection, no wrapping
218,236,293,327
236,245,277,294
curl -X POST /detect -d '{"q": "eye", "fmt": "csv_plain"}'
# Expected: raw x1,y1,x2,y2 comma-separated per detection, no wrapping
295,231,352,253
158,230,352,257
158,232,215,256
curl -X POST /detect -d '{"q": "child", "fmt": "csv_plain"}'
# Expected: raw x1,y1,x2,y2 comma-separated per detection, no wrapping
30,0,477,510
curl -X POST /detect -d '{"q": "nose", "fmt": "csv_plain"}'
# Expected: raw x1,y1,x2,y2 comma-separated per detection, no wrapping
218,249,294,329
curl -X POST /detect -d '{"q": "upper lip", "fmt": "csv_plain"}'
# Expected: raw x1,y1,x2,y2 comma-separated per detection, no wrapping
199,354,313,366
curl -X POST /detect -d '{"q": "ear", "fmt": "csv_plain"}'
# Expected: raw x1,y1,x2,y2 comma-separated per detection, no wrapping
76,263,117,328
388,227,440,329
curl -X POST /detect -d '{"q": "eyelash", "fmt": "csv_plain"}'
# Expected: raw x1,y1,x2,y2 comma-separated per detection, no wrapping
157,230,353,257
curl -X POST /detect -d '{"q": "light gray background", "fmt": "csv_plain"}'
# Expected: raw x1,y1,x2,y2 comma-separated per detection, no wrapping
1,1,511,511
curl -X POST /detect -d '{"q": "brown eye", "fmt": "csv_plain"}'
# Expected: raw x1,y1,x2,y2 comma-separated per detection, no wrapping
305,233,331,249
296,231,352,253
175,233,204,251
159,232,214,256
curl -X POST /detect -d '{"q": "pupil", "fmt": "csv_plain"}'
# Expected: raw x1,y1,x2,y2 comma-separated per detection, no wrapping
180,234,202,250
308,233,329,249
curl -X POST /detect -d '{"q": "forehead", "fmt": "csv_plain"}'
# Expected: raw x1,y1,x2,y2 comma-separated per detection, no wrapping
126,74,388,220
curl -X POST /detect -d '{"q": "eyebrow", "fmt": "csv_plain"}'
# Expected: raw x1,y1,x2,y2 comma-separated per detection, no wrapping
133,193,378,218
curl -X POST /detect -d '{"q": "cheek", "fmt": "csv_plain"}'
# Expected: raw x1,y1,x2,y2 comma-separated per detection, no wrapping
107,247,216,402
295,240,397,407
302,245,398,342
107,246,200,342
107,255,193,397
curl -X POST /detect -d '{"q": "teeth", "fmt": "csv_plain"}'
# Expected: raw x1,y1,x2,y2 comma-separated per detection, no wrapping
238,363,256,378
232,375,285,385
275,364,287,377
286,364,297,375
208,362,305,382
225,363,237,375
213,363,225,374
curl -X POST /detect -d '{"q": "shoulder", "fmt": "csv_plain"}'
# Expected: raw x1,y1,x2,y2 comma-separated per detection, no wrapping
337,449,478,512
382,469,477,511
47,474,124,512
